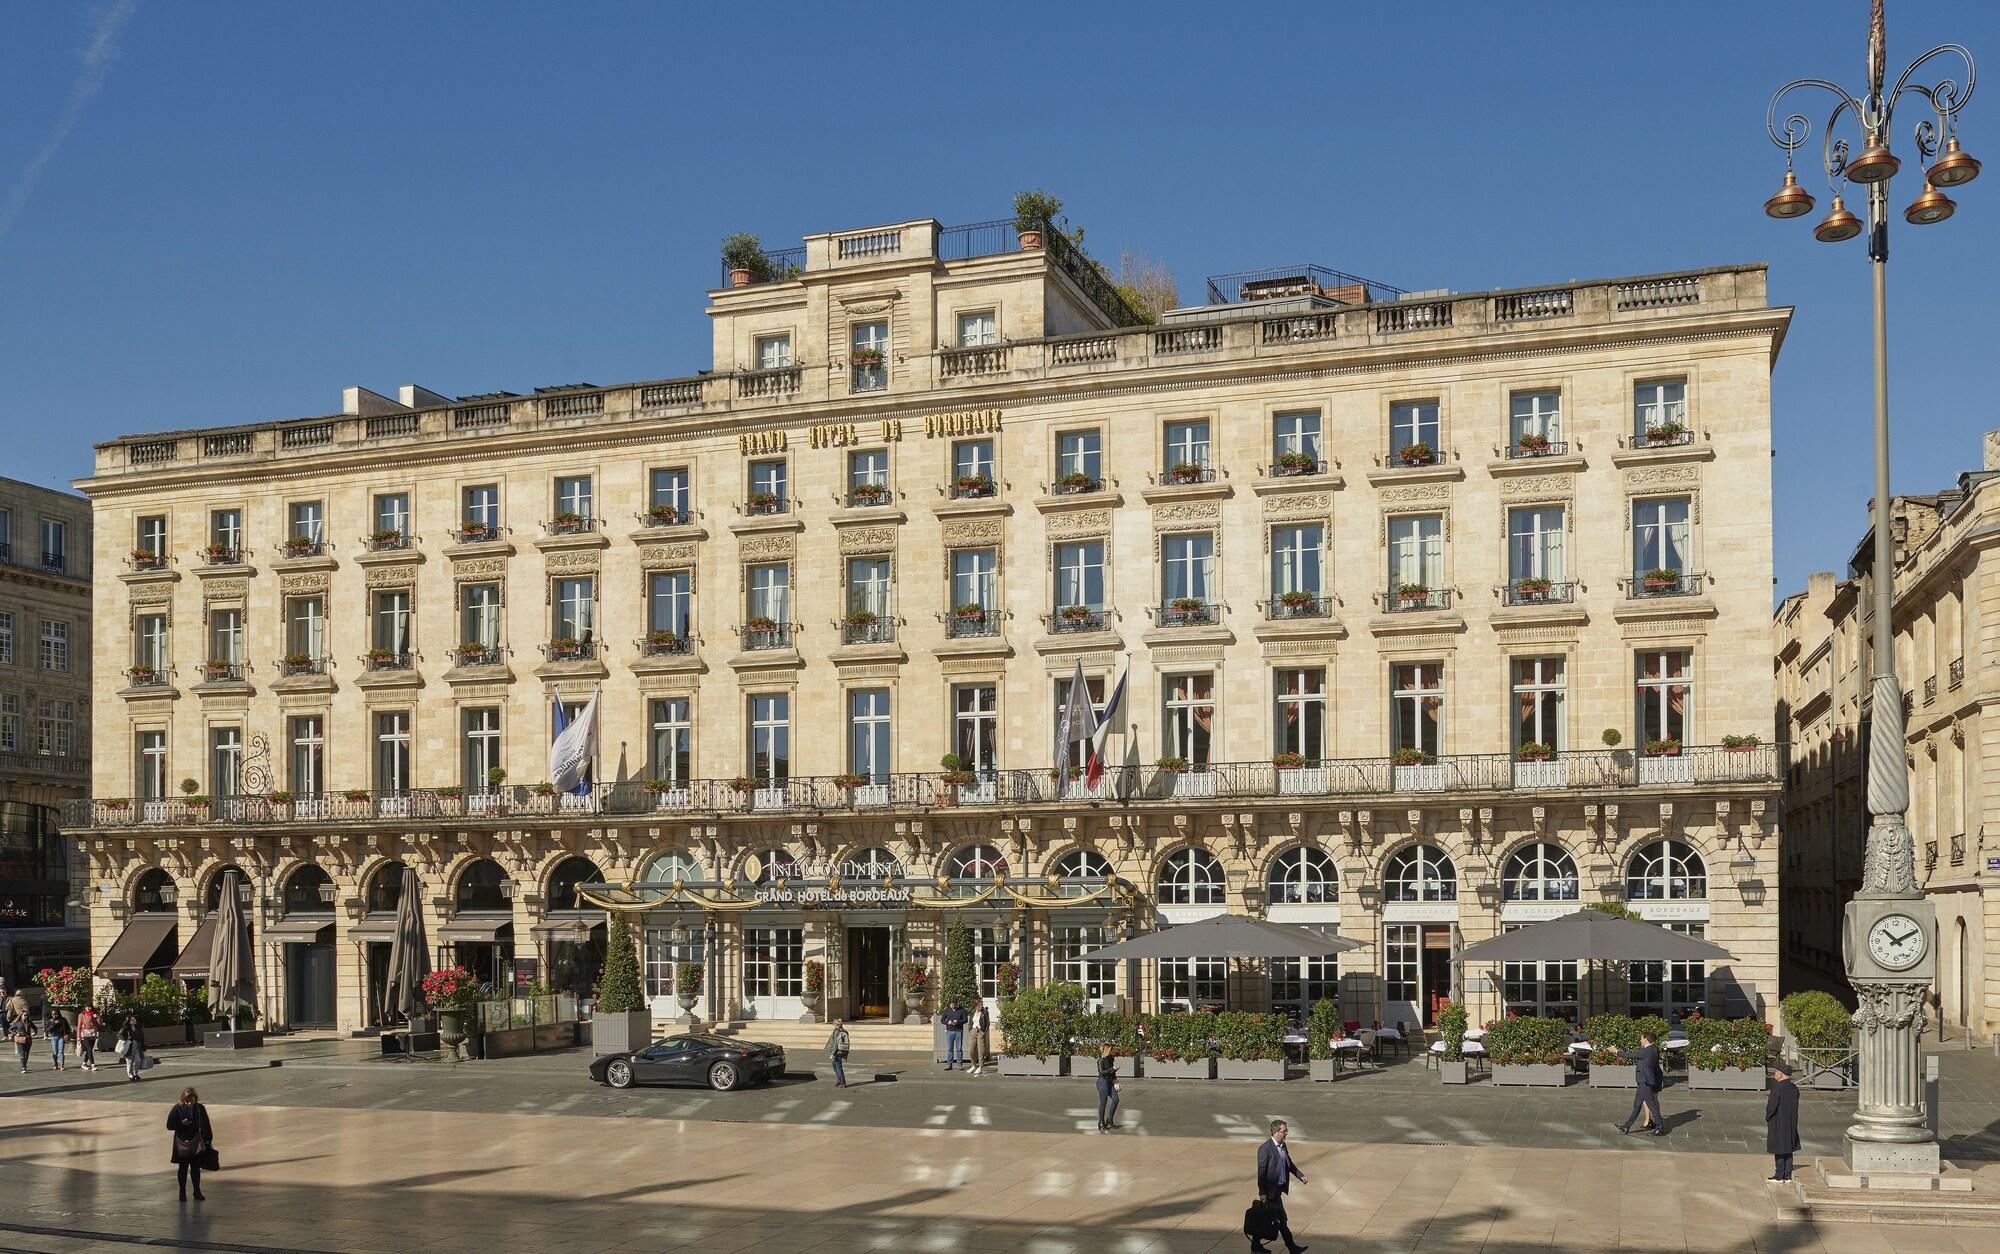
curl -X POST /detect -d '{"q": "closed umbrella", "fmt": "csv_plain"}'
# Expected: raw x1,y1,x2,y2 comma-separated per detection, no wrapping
1083,914,1363,961
206,869,255,1027
381,866,430,1025
1458,910,1734,963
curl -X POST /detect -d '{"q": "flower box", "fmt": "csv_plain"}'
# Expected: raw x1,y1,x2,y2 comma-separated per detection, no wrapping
1398,443,1435,466
1309,1058,1338,1082
954,475,995,496
1514,744,1554,762
1515,434,1551,454
1688,1065,1766,1091
1274,452,1319,476
997,1054,1066,1078
593,1010,654,1056
1438,1059,1470,1085
1644,423,1686,444
1588,1064,1637,1088
1145,1056,1215,1080
1166,462,1207,484
1216,1059,1285,1082
849,347,884,369
1055,472,1098,493
1491,1063,1567,1086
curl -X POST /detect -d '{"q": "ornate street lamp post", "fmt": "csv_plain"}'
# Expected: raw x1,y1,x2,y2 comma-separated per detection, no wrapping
1762,0,1977,1178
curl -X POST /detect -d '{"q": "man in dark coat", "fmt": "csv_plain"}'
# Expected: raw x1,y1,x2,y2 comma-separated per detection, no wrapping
1616,1032,1666,1136
1766,1062,1802,1182
1252,1118,1308,1254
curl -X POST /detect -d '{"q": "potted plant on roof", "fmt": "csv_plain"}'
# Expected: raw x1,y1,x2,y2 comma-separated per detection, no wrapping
721,232,772,288
1398,442,1436,466
1642,567,1683,593
955,472,995,497
1436,999,1471,1084
593,915,653,1054
1275,450,1318,476
1012,190,1062,250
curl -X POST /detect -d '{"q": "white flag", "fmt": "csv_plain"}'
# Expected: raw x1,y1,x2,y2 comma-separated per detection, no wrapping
1054,660,1095,770
549,688,599,795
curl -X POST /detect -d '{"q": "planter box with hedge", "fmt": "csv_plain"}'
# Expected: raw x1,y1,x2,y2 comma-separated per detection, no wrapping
1213,1011,1287,1081
1146,1010,1217,1080
592,916,654,1054
1306,999,1344,1082
1435,999,1471,1084
1068,1010,1141,1078
1685,1015,1770,1090
1781,990,1856,1089
1485,1014,1572,1087
1582,1013,1669,1088
997,983,1076,1076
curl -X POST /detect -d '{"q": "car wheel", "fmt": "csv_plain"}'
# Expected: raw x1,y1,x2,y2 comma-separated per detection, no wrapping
709,1061,740,1092
606,1059,635,1089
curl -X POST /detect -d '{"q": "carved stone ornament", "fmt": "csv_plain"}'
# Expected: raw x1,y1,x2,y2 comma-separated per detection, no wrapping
130,582,174,604
1861,816,1918,895
1497,474,1573,500
942,519,1004,548
1377,484,1450,504
279,572,330,595
838,526,898,555
1152,501,1221,527
738,534,797,559
1261,639,1334,657
452,557,508,580
544,550,600,573
365,564,417,588
1263,492,1331,521
200,578,248,601
1850,980,1925,1031
1045,509,1111,538
1150,645,1224,663
1624,465,1701,488
640,542,699,569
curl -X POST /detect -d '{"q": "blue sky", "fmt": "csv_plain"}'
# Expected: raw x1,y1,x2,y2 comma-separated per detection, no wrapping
2,1,1993,597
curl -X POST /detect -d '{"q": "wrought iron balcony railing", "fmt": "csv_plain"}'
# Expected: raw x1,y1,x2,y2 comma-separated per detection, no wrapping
1507,440,1570,459
1628,571,1703,598
946,610,1000,638
1264,595,1332,620
452,644,503,668
1384,588,1452,612
541,640,598,662
639,633,693,657
841,617,896,645
1157,601,1221,627
1501,580,1576,607
740,622,793,651
1048,609,1109,634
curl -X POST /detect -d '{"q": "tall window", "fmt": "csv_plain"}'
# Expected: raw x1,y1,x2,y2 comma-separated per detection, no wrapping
35,700,71,757
462,708,501,791
288,501,323,543
134,613,167,673
1383,845,1456,901
850,319,888,391
1627,839,1706,900
210,727,243,797
972,926,1012,1000
1389,400,1440,456
1274,669,1326,759
463,484,500,531
38,621,68,672
1631,921,1708,1020
1636,650,1692,745
648,698,691,784
848,449,889,495
647,571,692,639
135,515,167,558
749,693,790,784
953,684,997,772
554,475,593,520
462,584,501,650
1633,497,1691,574
373,493,411,539
747,564,789,622
1391,662,1444,756
209,508,242,554
742,927,804,998
1634,379,1686,437
648,468,690,521
1510,391,1562,447
1388,515,1443,589
848,688,891,782
1163,420,1210,472
286,596,325,659
951,549,996,613
1054,541,1105,611
0,696,17,752
1502,929,1580,1021
1162,674,1214,766
0,611,11,664
1051,675,1105,773
756,334,792,370
289,716,325,796
1512,657,1566,751
1056,430,1101,485
209,607,243,665
1157,847,1224,905
1501,842,1579,901
39,519,65,571
0,509,10,559
1508,506,1566,582
375,711,412,795
1268,846,1339,905
952,439,993,483
956,310,997,347
1051,925,1115,1001
749,458,787,507
372,590,412,655
554,577,594,642
847,557,891,618
1160,533,1214,606
1272,410,1322,467
1271,525,1323,598
136,730,167,800
1050,848,1114,895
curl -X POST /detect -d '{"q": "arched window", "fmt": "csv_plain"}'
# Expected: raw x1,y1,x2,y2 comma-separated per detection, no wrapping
205,864,249,912
1382,845,1456,902
1501,843,1579,902
364,862,407,915
545,856,603,912
640,851,702,883
943,844,1006,898
1268,846,1339,905
282,864,333,915
132,868,176,913
1625,839,1706,900
1049,848,1114,898
839,847,901,880
455,857,510,913
1157,847,1224,905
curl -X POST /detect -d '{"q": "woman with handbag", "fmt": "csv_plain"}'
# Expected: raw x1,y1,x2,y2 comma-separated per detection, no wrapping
76,1006,100,1072
8,1003,31,1074
966,1002,989,1076
1095,1044,1121,1131
118,1014,147,1081
166,1086,213,1201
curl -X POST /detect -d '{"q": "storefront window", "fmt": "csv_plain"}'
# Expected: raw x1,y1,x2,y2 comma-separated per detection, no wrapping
1159,958,1225,1007
1631,922,1708,1021
1500,842,1578,901
1270,956,1338,1021
1267,846,1338,905
455,858,510,913
1382,844,1456,902
1157,847,1223,905
742,927,803,998
1051,925,1113,1000
973,926,1012,1001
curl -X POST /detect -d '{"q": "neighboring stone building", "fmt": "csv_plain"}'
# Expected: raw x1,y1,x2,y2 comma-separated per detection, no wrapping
66,215,1790,1036
0,476,91,944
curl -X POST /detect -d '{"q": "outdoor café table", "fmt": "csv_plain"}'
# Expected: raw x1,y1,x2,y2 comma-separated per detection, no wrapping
1429,1038,1486,1068
1328,1036,1365,1071
1371,1026,1406,1057
1463,1026,1487,1041
1283,1032,1309,1065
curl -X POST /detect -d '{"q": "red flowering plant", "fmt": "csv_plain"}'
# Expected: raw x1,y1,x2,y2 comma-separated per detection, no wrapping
37,965,93,1007
420,965,481,1011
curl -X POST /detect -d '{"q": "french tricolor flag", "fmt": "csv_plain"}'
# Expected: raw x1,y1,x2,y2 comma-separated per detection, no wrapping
1083,665,1128,790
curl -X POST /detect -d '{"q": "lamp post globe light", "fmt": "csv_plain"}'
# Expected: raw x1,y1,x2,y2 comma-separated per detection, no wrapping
1762,0,1976,1180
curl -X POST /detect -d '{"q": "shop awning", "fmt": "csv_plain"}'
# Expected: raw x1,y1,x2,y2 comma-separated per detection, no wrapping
530,916,605,939
349,916,399,940
97,914,179,980
263,918,332,943
170,917,218,978
438,917,513,944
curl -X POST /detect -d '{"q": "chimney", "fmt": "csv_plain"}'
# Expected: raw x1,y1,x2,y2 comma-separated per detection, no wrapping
341,386,409,418
399,385,452,409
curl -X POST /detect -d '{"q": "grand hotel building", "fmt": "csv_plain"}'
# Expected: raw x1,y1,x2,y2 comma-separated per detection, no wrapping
68,216,1790,1036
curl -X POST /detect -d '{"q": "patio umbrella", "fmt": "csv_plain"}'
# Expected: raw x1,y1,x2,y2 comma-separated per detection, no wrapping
206,869,255,1024
1082,913,1363,961
1457,910,1734,963
381,866,430,1024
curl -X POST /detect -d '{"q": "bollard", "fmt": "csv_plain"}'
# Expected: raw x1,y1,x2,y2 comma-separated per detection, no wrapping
1925,1054,1941,1141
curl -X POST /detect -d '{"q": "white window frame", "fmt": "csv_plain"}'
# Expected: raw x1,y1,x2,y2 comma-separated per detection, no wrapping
1633,496,1692,575
1157,847,1224,906
1054,541,1105,611
1634,378,1687,436
1271,525,1323,598
290,716,325,797
1163,420,1211,472
953,684,998,773
1512,657,1566,751
1389,401,1440,455
462,584,502,650
1160,532,1214,606
956,310,997,348
1508,506,1566,582
1162,673,1214,766
136,730,167,800
1636,650,1693,745
39,621,68,672
554,577,594,642
463,484,501,531
747,563,790,623
1510,391,1562,447
648,698,691,785
755,334,793,370
554,475,594,520
1056,430,1102,483
848,688,891,781
1388,514,1444,589
749,693,790,784
463,707,502,792
1274,668,1326,759
375,710,412,795
1390,662,1444,756
1272,410,1322,465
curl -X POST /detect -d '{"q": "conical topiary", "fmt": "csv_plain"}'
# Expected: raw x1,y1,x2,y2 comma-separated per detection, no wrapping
597,914,645,1013
941,917,979,1009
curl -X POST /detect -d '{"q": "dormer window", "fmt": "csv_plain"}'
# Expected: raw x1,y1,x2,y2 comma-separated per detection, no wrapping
757,335,793,371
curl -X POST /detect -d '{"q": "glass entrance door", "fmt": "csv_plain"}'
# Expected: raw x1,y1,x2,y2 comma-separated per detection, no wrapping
285,941,336,1027
847,927,890,1019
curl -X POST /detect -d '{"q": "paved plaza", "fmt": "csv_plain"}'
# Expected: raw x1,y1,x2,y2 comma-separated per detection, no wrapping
2,1040,1999,1252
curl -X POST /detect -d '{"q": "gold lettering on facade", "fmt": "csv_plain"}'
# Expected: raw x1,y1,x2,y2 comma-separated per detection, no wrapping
924,410,1002,439
808,423,859,449
739,430,788,456
881,419,903,442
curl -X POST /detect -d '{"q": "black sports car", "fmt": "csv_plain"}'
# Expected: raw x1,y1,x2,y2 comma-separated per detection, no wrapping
589,1033,786,1092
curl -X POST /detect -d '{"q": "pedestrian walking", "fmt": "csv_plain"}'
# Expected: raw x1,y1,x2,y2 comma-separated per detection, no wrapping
1766,1062,1801,1183
966,1002,989,1075
166,1086,214,1201
7,999,31,1074
1251,1118,1308,1254
45,1008,70,1071
825,1017,851,1088
1094,1044,1120,1130
76,1006,101,1072
118,1014,147,1081
1616,1031,1666,1136
940,999,968,1070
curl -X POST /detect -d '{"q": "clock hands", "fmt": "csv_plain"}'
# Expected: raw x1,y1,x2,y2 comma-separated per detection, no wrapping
1885,929,1918,949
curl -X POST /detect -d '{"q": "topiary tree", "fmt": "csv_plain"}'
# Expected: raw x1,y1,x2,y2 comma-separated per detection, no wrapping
597,914,645,1013
941,918,979,1010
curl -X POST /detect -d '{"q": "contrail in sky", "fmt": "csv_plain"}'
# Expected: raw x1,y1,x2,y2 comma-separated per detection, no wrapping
0,0,141,243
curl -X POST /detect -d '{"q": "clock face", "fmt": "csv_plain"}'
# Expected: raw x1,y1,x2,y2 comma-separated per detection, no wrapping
1866,914,1927,971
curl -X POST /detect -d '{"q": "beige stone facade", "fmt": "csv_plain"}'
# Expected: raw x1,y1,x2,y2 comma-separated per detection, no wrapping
67,218,1788,1035
1780,436,2000,1042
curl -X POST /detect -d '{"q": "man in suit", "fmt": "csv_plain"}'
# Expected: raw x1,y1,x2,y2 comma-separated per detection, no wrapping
1252,1118,1308,1254
1766,1062,1801,1182
1617,1031,1666,1136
